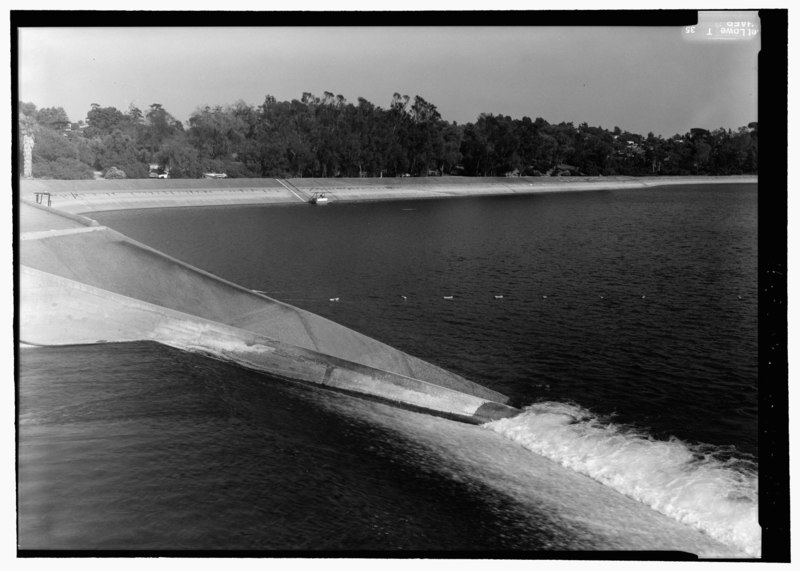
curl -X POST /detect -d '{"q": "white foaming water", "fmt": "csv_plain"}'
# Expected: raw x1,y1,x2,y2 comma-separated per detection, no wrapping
485,401,760,557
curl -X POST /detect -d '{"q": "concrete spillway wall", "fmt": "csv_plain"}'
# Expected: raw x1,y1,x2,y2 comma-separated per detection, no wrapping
19,200,516,424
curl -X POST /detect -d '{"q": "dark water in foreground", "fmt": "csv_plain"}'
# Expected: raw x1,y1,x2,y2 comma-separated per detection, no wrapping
19,184,759,555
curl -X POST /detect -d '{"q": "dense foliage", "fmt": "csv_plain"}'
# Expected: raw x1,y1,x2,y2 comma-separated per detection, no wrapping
18,94,758,179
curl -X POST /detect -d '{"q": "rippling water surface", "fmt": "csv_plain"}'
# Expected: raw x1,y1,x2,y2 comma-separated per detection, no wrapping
19,184,758,556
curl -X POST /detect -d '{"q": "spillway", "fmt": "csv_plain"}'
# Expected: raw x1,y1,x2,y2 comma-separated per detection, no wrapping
19,200,518,424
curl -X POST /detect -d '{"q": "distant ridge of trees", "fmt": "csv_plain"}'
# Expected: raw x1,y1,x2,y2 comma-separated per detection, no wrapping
18,94,758,180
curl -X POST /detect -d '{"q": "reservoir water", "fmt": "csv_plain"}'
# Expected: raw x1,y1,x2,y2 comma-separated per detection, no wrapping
18,184,759,556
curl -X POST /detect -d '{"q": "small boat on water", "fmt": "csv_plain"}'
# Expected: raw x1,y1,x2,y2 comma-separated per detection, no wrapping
310,192,329,205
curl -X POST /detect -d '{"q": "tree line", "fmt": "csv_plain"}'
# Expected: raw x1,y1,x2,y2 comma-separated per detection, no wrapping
18,93,758,180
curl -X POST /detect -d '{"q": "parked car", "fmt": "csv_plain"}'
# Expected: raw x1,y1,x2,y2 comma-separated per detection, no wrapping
149,165,169,179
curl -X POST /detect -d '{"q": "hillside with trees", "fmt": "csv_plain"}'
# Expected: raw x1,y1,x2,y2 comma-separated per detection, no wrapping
18,93,758,180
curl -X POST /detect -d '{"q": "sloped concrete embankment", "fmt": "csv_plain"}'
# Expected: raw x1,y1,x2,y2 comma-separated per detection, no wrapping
19,201,516,424
286,175,757,202
20,175,757,215
20,178,304,215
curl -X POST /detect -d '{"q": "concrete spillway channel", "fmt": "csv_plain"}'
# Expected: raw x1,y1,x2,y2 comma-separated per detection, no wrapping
19,200,518,424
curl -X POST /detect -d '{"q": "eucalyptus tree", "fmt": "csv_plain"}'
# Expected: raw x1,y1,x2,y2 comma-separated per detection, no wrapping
84,104,128,139
145,103,182,157
36,107,71,131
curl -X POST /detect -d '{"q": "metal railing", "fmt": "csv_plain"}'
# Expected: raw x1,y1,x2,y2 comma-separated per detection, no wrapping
34,192,51,207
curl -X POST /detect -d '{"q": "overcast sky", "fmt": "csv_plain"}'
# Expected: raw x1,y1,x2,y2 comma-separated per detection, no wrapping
18,21,759,137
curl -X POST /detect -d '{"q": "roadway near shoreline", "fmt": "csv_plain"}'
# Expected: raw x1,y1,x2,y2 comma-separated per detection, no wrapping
19,175,757,215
